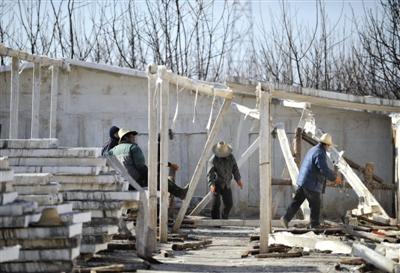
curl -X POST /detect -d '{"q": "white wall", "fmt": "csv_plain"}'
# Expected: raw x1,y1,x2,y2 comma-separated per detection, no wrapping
0,64,394,218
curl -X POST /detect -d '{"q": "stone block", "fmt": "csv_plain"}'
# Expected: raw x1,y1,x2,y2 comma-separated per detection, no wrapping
19,246,80,261
14,183,60,195
13,166,104,175
82,225,118,236
0,139,59,149
0,261,74,273
59,211,91,224
18,193,63,206
80,243,108,254
13,173,52,185
0,157,10,170
0,237,80,249
70,200,138,210
0,223,82,240
0,213,41,228
63,191,139,201
38,203,73,215
9,157,106,167
0,200,37,216
0,147,101,158
0,170,14,183
0,192,18,205
0,246,20,263
0,182,14,193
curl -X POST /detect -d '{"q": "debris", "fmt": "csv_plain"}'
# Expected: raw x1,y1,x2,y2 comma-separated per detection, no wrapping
171,239,212,251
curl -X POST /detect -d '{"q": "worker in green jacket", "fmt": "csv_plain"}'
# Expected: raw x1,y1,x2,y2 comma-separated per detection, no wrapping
108,128,187,199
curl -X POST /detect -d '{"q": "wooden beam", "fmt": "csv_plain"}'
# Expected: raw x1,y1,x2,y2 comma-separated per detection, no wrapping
147,65,158,248
158,66,169,242
9,57,19,139
352,243,396,273
49,66,59,138
392,115,400,224
275,123,310,220
189,136,260,216
294,128,302,167
31,62,41,138
172,99,232,232
162,69,233,99
258,84,272,254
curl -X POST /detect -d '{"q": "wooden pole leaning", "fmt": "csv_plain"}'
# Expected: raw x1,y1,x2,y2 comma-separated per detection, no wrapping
258,83,272,254
31,62,41,138
158,66,170,242
9,57,19,139
147,64,158,247
173,98,232,232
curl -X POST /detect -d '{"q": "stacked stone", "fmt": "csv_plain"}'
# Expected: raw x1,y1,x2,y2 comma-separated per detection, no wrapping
0,139,138,256
0,156,90,273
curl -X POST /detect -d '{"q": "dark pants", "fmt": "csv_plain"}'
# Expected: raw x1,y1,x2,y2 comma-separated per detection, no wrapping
283,186,321,227
211,186,233,219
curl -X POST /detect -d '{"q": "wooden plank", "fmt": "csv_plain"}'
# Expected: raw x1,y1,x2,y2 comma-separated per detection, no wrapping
189,136,260,216
158,66,169,242
9,57,19,139
31,62,41,138
147,65,158,246
172,99,232,232
49,66,59,138
258,84,272,254
275,123,310,220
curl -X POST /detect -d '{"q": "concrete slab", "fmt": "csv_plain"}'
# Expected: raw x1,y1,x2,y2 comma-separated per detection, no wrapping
70,200,138,210
85,217,119,226
82,225,118,236
38,203,73,215
0,147,101,158
87,209,123,218
59,181,128,192
9,157,106,167
0,157,10,170
0,170,14,183
13,166,104,175
62,191,139,201
14,183,60,195
0,182,14,193
0,213,41,228
13,173,52,185
0,192,18,205
59,211,91,224
19,246,80,261
0,223,82,240
0,261,74,273
54,174,119,184
0,245,20,263
0,139,59,149
82,234,114,245
80,243,108,254
18,193,63,206
0,200,37,216
0,237,80,249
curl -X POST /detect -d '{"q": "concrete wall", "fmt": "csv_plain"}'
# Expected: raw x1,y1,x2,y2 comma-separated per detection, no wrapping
0,64,395,218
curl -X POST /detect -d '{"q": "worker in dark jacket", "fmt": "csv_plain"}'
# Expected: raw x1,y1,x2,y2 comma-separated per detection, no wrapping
281,133,342,228
208,141,243,219
101,126,120,156
108,128,187,199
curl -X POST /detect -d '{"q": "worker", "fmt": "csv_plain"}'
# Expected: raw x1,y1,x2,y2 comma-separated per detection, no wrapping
101,125,120,156
281,133,342,229
108,128,188,199
208,141,243,219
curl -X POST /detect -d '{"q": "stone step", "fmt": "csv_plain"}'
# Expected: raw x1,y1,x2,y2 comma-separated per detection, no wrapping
0,223,82,240
80,243,108,254
19,246,80,261
0,192,18,205
0,139,59,149
0,213,41,228
18,193,63,206
38,203,73,215
0,246,20,263
0,182,14,193
59,211,91,224
59,181,128,192
70,200,138,210
14,183,60,195
0,237,80,249
13,173,52,185
0,157,10,169
0,200,37,216
13,166,107,175
82,225,118,236
0,261,74,273
0,170,14,183
8,157,106,167
54,174,119,183
0,147,101,158
62,191,139,201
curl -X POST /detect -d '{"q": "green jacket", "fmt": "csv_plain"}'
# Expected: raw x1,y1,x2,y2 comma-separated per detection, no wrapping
207,154,241,189
108,142,148,187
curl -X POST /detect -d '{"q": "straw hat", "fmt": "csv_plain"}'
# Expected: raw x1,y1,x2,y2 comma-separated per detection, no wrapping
319,133,334,146
118,128,138,143
34,208,63,227
212,141,232,158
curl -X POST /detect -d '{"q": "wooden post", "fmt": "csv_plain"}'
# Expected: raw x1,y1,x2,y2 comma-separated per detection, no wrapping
258,84,272,254
9,57,19,139
147,64,158,246
31,62,41,138
49,66,59,138
158,66,169,242
393,116,400,224
173,99,232,232
294,127,302,167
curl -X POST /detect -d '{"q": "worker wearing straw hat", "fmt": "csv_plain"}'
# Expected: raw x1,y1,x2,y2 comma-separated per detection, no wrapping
208,141,243,219
281,133,342,229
